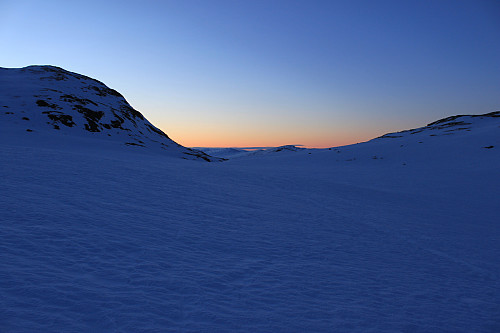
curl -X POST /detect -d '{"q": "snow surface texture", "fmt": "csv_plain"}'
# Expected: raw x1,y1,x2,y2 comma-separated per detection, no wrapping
1,67,500,332
0,65,220,161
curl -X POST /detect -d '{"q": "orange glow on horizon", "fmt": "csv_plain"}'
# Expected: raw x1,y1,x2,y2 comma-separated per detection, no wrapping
162,124,376,149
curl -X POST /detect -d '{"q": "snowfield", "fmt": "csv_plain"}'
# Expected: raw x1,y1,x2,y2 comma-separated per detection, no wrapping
1,66,499,332
2,115,499,332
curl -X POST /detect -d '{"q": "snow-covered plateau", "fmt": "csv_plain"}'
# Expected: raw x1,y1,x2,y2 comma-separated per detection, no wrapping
1,66,499,332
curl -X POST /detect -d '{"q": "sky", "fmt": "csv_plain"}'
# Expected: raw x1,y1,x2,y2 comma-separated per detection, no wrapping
1,0,499,148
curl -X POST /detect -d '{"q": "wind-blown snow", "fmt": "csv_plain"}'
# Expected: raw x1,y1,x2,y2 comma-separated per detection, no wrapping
1,67,499,331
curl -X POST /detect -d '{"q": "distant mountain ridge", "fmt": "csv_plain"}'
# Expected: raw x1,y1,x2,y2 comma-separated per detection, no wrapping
0,65,221,161
196,145,307,159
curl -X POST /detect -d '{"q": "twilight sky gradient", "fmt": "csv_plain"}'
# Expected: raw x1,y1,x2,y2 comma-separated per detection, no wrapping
1,0,499,148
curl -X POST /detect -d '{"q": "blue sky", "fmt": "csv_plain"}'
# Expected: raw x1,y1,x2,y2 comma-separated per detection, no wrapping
1,0,499,147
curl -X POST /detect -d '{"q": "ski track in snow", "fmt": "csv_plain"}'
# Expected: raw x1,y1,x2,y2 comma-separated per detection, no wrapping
1,141,499,332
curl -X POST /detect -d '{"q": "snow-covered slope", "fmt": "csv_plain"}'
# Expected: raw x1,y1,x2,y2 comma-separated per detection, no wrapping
379,111,500,139
0,65,220,161
324,111,500,167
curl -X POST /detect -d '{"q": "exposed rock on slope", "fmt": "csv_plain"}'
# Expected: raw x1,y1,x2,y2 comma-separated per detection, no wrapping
0,65,220,161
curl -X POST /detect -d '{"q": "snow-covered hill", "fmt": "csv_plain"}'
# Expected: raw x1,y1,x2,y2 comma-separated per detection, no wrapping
247,144,306,156
0,65,220,161
320,111,500,167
